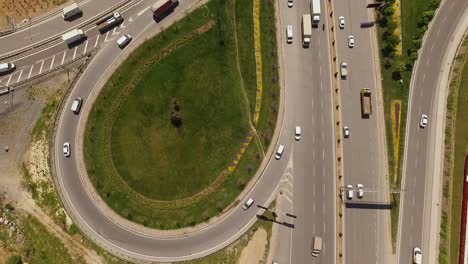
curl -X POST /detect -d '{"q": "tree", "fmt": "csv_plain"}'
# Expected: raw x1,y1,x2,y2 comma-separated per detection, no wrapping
386,34,400,47
394,61,406,73
170,111,182,127
412,38,423,49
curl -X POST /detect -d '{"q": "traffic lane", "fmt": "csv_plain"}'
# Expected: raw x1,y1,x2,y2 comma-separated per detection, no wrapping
398,0,467,262
0,0,135,54
56,4,293,260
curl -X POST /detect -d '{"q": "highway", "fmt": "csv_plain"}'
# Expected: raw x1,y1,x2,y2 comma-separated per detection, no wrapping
332,0,392,263
273,0,336,263
0,0,136,56
398,0,468,262
51,0,319,262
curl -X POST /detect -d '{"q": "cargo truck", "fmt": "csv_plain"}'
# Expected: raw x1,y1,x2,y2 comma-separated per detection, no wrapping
62,3,82,20
302,14,312,47
61,29,86,46
311,0,321,25
360,88,372,117
96,12,123,33
151,0,178,17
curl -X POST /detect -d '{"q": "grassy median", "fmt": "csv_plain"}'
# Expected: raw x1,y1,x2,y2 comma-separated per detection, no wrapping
84,0,279,229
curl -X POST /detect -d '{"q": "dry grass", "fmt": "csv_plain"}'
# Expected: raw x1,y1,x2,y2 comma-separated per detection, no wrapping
0,0,67,27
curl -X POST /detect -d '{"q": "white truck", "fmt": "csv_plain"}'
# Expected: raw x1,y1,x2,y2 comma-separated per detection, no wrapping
311,0,321,25
302,14,312,47
61,29,86,46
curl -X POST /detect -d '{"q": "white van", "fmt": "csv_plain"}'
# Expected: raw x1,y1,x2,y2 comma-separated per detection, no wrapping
71,97,83,114
62,3,82,20
275,144,285,160
242,198,254,210
0,63,16,74
311,236,322,257
286,25,293,43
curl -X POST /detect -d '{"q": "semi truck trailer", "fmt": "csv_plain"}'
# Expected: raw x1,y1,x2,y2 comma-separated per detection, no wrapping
360,88,372,117
302,14,312,47
311,0,321,25
96,12,123,33
151,0,178,17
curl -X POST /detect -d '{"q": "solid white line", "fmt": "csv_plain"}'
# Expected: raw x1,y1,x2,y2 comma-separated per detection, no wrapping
137,6,150,17
28,65,34,79
61,51,66,65
73,47,78,60
283,195,293,204
84,40,89,54
49,56,55,70
6,74,12,86
94,35,100,47
104,31,110,42
39,60,44,74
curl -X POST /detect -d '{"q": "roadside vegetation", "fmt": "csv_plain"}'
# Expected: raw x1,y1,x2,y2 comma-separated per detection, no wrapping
438,36,468,264
183,203,275,264
84,0,279,229
375,0,441,248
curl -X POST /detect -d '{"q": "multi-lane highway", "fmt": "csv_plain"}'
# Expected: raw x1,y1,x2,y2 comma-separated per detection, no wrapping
0,0,136,55
332,0,393,263
274,0,336,263
398,0,468,262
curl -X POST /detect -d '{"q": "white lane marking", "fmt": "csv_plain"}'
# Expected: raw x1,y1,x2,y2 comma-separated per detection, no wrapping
112,27,119,35
426,58,430,65
313,202,316,214
323,220,326,233
430,41,435,51
420,87,423,97
415,157,418,169
27,65,34,79
320,66,322,76
39,60,44,74
411,215,414,226
83,40,89,53
49,56,55,70
320,82,323,92
104,31,110,42
94,35,100,47
61,51,67,65
313,182,316,196
283,195,293,204
322,148,325,160
416,139,419,151
137,6,150,17
422,74,426,82
16,70,23,83
6,74,12,86
73,47,78,60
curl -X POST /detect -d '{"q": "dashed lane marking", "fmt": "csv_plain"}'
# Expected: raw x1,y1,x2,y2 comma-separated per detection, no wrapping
61,51,66,65
6,74,12,86
49,56,55,70
84,40,89,53
94,35,100,47
28,65,34,78
39,60,44,74
16,69,23,83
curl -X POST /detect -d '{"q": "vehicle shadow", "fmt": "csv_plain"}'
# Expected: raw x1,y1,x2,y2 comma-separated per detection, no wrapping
256,214,295,229
345,201,392,210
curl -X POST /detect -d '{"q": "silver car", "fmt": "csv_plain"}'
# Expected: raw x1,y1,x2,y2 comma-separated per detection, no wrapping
63,142,71,157
419,114,428,128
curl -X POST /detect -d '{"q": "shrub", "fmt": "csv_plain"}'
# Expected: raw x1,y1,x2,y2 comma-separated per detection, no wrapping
384,57,393,69
6,255,22,264
386,34,401,47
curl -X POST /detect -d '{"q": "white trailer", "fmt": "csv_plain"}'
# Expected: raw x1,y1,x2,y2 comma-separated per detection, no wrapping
61,29,85,46
311,0,321,25
302,14,312,47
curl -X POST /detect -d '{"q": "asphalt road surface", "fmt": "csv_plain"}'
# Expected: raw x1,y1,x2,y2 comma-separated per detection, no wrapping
273,0,337,263
0,0,135,56
332,0,392,263
398,0,468,262
52,0,315,262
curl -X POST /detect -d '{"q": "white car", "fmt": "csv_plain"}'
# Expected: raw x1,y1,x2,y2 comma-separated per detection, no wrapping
63,142,71,157
116,34,132,49
343,126,350,138
419,114,428,128
348,35,355,48
287,0,293,7
295,126,301,141
243,198,254,210
413,247,422,264
346,184,353,200
286,25,293,44
357,184,364,198
338,16,345,29
275,145,285,160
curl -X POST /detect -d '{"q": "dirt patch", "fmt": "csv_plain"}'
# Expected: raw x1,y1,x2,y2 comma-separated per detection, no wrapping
0,0,67,27
238,227,268,264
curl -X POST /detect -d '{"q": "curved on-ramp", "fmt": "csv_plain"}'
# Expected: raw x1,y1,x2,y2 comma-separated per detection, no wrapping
53,0,288,262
